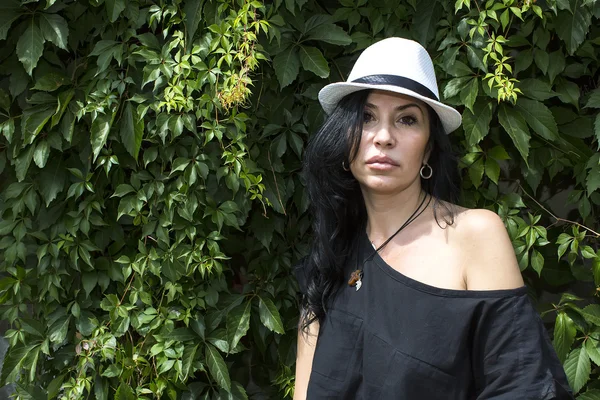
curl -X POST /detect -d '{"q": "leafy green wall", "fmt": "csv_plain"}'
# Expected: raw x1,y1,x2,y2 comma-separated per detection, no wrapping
0,0,598,399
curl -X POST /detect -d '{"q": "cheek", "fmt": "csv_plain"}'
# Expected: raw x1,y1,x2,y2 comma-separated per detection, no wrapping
350,132,369,160
407,134,430,162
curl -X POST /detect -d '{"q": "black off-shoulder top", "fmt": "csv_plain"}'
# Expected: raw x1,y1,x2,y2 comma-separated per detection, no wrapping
295,232,573,400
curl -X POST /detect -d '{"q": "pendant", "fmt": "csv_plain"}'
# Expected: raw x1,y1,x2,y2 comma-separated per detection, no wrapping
348,269,363,291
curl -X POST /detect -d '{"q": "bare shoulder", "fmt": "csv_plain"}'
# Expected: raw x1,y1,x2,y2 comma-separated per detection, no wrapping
452,208,524,291
454,208,507,235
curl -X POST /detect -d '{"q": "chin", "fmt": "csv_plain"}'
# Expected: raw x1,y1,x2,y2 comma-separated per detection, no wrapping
359,177,407,194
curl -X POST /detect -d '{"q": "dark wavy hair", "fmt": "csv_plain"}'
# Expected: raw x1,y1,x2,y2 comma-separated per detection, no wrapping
299,89,461,332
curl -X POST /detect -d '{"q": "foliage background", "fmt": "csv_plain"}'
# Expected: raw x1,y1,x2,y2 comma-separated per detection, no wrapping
0,0,599,398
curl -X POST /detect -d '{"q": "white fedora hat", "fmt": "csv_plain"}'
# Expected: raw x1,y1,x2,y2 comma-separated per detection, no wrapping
318,37,462,134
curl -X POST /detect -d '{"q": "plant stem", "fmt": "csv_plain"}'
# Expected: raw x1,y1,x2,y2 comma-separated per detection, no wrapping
518,182,600,238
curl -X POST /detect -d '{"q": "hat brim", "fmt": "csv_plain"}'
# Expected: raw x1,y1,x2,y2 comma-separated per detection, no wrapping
318,82,462,134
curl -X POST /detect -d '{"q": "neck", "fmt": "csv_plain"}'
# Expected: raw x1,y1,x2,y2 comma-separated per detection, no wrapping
363,183,427,245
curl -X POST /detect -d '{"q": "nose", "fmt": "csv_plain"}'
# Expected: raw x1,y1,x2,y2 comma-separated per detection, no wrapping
373,122,394,148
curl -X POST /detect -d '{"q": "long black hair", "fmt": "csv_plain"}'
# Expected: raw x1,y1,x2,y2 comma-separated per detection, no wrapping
300,89,461,332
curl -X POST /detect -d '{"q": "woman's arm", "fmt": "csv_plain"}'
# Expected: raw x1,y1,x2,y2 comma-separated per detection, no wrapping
294,320,319,400
457,209,573,398
457,208,524,290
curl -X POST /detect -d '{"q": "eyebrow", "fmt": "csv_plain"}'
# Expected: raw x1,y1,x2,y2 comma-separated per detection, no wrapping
364,102,424,116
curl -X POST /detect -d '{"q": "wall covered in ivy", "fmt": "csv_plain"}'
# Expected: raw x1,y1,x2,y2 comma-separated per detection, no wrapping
0,0,598,398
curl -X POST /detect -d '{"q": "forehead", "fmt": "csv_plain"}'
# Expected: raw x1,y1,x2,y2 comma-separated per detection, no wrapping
365,90,428,111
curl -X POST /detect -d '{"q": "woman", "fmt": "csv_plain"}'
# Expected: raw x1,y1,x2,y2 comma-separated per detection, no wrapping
294,38,572,399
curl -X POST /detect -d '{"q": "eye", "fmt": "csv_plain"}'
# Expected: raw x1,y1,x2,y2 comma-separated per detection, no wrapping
398,115,417,126
363,111,375,123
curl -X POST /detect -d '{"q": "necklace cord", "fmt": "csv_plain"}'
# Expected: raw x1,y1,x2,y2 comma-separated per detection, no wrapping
349,193,433,288
369,193,432,257
363,193,433,269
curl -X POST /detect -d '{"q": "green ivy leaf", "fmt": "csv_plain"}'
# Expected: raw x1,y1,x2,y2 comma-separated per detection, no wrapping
516,98,559,141
39,13,69,50
82,272,97,297
459,78,478,113
19,319,44,338
467,156,484,188
556,80,580,109
111,184,136,198
445,60,472,78
498,104,531,162
106,0,126,23
552,312,577,364
47,374,66,399
1,119,15,143
500,8,509,30
0,344,38,386
17,18,45,75
298,45,328,78
258,297,285,334
91,112,115,162
564,346,591,394
519,78,554,101
488,146,510,161
0,0,22,41
580,305,600,325
48,315,70,344
413,0,441,45
120,102,144,160
443,77,471,99
484,158,500,185
22,105,55,145
306,24,352,45
533,49,549,75
462,101,492,147
273,46,300,88
224,381,249,400
585,338,600,367
0,88,10,112
587,165,600,194
33,140,50,169
205,344,231,392
585,89,600,109
547,50,566,84
555,5,593,55
32,72,68,92
114,382,136,400
15,145,35,182
170,328,197,342
226,302,251,351
38,158,66,206
182,344,199,380
514,49,533,75
184,0,204,47
530,249,544,276
94,376,109,400
466,45,486,73
561,116,593,139
592,255,600,287
101,364,122,378
577,389,600,400
90,40,122,73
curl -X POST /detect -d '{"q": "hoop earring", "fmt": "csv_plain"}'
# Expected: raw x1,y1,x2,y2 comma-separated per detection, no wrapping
420,163,432,179
342,161,350,172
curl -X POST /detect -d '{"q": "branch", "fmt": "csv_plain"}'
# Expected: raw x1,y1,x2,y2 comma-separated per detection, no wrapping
517,182,600,238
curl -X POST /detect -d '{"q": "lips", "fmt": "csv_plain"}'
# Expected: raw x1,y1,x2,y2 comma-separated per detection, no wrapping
366,155,399,166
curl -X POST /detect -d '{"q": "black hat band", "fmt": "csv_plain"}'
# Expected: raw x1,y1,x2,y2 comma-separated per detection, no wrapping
351,74,439,101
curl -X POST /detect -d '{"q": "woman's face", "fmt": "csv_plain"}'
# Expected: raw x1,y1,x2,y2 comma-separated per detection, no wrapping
349,90,431,196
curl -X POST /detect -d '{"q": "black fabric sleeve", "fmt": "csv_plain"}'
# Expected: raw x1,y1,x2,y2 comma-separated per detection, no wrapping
471,293,574,400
